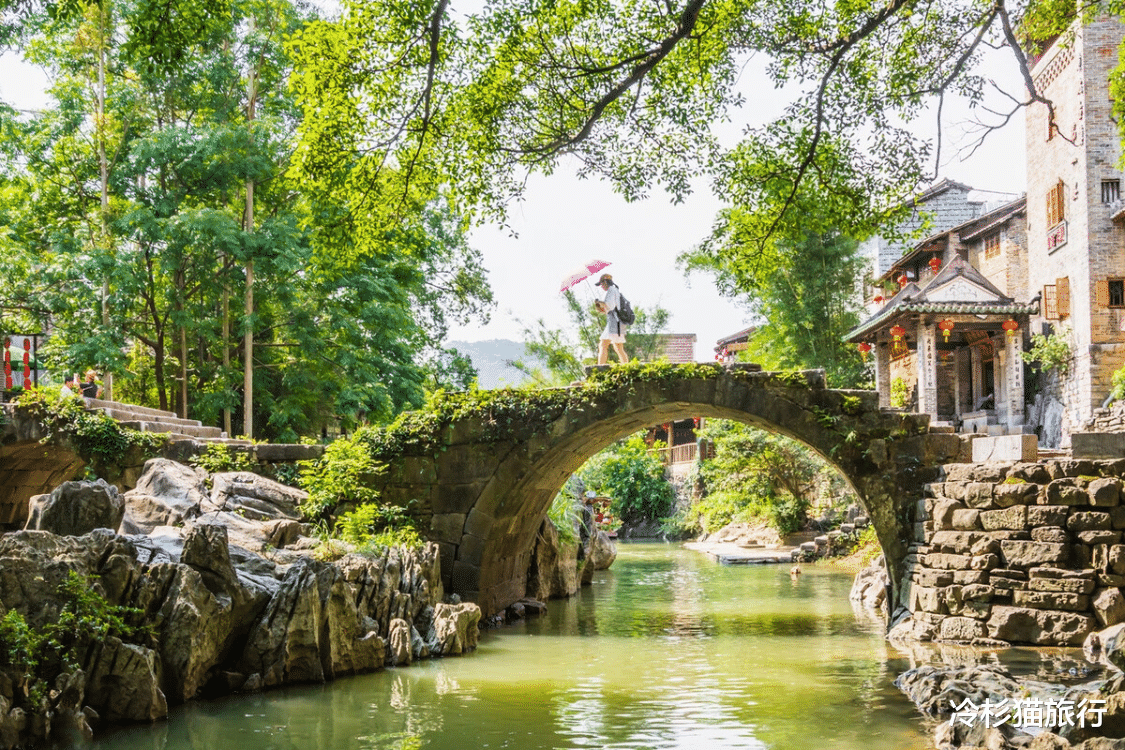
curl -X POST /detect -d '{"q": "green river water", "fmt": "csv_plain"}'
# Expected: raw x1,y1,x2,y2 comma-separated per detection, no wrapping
88,543,1087,750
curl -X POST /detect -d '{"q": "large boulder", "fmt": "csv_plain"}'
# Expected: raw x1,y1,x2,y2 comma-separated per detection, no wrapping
24,480,124,536
204,472,305,521
586,531,617,571
430,602,481,656
1084,623,1125,672
526,518,578,600
849,555,889,613
83,638,168,722
120,459,208,534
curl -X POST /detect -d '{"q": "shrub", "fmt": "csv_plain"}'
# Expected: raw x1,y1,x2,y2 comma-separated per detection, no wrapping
0,572,144,706
1022,326,1072,375
547,490,581,546
190,443,256,474
298,432,384,517
579,434,674,524
890,378,911,409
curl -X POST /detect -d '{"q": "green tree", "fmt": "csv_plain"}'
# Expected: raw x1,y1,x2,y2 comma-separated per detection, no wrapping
512,289,670,385
0,0,493,440
682,228,870,388
283,0,1069,258
579,433,674,525
684,419,853,535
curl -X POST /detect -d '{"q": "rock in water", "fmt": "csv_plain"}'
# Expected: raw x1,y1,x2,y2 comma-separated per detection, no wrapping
432,603,481,655
388,619,412,666
587,531,617,571
849,555,889,614
25,480,124,536
526,518,578,600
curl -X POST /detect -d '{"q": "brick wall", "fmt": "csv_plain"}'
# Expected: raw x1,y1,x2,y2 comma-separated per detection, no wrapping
1026,15,1125,427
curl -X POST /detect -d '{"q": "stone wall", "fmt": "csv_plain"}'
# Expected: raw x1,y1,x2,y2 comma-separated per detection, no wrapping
1084,399,1125,433
900,459,1125,646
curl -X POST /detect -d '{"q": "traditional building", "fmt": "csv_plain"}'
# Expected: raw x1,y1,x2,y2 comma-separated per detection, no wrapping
860,179,988,279
714,326,754,362
846,197,1037,435
1023,13,1125,442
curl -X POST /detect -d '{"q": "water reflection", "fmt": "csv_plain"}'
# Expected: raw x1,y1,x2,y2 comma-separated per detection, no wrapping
90,543,936,750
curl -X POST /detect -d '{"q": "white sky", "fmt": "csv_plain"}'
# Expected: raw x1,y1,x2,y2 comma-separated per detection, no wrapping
0,44,1029,361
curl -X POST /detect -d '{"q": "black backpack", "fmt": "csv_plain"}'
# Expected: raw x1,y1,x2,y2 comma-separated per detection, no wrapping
616,291,635,324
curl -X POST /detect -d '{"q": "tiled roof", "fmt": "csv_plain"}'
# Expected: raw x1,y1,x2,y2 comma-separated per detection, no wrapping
845,256,1039,342
873,196,1027,285
844,301,1038,342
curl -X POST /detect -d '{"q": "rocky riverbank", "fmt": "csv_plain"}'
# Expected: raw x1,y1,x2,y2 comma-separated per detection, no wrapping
0,459,481,749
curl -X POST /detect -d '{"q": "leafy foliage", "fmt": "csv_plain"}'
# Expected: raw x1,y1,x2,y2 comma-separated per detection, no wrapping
298,434,385,517
681,419,852,535
0,0,492,441
0,572,144,707
578,434,674,525
683,228,871,388
890,378,912,410
189,443,257,474
1021,326,1072,376
547,478,582,546
335,503,422,551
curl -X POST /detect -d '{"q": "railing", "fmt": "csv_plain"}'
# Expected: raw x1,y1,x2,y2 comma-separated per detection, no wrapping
649,442,699,466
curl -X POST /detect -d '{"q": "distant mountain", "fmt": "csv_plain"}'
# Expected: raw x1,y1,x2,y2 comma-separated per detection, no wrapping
448,339,537,389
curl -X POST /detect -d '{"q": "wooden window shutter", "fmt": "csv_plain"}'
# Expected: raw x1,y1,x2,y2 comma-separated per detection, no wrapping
1047,180,1066,227
1044,284,1059,320
1097,279,1111,306
1057,276,1071,318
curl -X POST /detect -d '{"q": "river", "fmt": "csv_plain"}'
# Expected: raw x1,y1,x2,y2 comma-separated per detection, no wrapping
88,543,1075,750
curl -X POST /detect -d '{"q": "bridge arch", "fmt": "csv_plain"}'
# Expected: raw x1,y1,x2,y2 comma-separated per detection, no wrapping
372,364,963,616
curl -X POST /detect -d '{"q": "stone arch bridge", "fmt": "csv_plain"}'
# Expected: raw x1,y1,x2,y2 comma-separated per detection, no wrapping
372,364,965,616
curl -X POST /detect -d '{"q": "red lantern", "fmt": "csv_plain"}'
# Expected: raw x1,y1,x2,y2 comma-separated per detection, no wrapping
937,319,955,343
873,295,885,305
890,325,906,342
929,256,942,274
1002,319,1019,339
897,273,909,288
857,342,872,361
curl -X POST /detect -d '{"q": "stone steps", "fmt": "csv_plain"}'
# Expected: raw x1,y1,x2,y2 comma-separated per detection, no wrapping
95,406,210,431
83,397,229,441
118,420,225,439
83,397,179,421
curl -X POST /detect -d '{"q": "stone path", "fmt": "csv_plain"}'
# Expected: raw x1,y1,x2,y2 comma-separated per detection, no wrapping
682,540,796,565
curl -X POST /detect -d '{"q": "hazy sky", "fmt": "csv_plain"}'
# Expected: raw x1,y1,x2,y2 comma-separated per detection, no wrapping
0,43,1028,361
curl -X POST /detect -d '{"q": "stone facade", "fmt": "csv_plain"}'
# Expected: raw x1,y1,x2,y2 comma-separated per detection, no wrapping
861,180,985,277
899,458,1125,646
1025,14,1125,436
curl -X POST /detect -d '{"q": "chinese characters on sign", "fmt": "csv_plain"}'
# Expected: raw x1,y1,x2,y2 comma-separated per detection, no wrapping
1047,221,1068,252
950,697,1106,729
